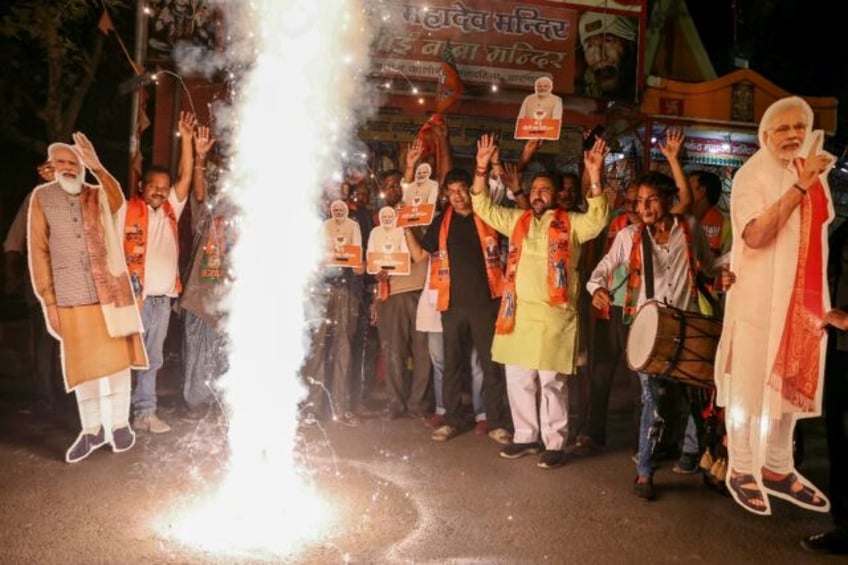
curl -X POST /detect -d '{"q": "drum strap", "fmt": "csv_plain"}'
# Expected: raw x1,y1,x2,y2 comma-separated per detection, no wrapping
641,228,654,300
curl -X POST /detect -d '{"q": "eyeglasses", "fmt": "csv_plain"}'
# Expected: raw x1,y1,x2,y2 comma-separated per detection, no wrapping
769,122,807,135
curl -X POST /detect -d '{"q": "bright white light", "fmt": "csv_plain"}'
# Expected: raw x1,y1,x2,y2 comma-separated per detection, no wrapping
491,84,498,92
163,0,374,558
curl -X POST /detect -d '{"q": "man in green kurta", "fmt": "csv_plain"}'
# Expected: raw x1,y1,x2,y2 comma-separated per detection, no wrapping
470,133,609,468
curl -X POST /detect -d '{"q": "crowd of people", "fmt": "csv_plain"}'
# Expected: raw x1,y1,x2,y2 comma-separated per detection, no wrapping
2,96,846,555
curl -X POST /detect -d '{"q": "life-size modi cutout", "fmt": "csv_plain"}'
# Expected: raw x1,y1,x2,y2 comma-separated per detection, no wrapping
28,135,148,463
716,96,833,515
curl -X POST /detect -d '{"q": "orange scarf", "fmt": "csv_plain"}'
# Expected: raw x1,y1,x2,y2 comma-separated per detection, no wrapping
124,196,182,297
430,207,503,311
769,174,829,412
495,209,570,335
623,217,698,324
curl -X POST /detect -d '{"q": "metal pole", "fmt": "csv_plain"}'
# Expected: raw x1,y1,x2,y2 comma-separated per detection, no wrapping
128,0,147,194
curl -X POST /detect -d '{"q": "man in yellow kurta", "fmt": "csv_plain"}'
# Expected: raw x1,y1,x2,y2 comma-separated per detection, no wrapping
470,133,609,468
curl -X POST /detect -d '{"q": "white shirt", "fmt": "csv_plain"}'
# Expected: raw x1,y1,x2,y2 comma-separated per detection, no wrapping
121,189,186,297
587,217,714,312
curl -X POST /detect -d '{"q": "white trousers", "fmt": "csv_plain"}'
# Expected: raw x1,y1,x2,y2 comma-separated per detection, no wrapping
74,368,132,438
505,365,568,450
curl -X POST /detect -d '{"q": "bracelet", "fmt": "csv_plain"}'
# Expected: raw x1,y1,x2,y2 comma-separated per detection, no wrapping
793,183,807,195
474,166,488,177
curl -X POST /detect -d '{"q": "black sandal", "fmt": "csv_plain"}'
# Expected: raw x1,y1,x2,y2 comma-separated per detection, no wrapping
762,472,830,513
727,471,770,515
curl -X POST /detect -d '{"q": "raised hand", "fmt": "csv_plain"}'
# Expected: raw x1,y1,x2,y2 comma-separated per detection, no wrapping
502,161,521,192
178,110,198,140
658,127,684,161
476,133,498,168
71,132,104,171
583,136,609,176
194,125,215,159
406,137,424,171
796,131,833,189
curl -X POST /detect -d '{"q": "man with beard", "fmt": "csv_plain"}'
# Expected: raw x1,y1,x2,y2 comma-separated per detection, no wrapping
123,110,196,434
715,96,833,516
470,133,609,469
578,11,638,100
28,134,148,462
587,170,715,499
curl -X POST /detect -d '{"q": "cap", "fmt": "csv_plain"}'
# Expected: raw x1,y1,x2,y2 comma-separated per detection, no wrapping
579,12,637,49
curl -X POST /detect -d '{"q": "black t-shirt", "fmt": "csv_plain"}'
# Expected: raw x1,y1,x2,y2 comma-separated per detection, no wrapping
421,210,497,308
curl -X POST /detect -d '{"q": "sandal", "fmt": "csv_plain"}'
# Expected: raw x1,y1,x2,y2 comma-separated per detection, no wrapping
726,471,771,516
761,471,830,513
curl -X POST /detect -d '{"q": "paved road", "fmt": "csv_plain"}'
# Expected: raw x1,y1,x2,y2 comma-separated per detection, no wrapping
0,379,839,565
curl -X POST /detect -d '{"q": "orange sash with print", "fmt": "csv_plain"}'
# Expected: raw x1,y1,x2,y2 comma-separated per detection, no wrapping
495,209,570,335
769,173,829,412
124,196,182,298
431,207,504,311
623,217,698,324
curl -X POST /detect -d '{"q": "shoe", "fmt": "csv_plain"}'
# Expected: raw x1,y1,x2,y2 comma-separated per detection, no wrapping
726,471,771,515
761,471,829,512
111,426,136,453
338,411,360,427
801,528,848,555
633,476,656,501
66,427,106,463
474,420,489,435
537,449,565,469
133,411,171,434
499,441,542,460
182,406,208,422
672,452,701,475
487,428,513,445
423,413,444,428
431,425,459,442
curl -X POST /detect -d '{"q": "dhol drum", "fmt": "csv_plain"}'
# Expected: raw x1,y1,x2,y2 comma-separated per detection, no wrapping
626,300,722,388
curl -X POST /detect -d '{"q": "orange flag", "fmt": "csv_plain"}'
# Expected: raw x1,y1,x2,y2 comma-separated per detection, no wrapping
435,41,463,114
97,8,115,35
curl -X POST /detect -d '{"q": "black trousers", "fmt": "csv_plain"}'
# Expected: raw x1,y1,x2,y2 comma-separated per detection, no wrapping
824,346,848,526
441,301,511,431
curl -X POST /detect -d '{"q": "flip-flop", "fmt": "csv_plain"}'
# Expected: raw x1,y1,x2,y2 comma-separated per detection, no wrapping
762,472,830,513
726,471,771,516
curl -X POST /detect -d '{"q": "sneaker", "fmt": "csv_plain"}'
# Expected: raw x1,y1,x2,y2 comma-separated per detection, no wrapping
110,426,136,453
66,427,106,463
801,528,848,555
488,428,513,445
672,452,701,475
423,413,444,428
339,411,360,427
499,441,542,460
431,425,459,442
633,476,656,501
134,411,171,434
474,420,489,435
538,449,565,469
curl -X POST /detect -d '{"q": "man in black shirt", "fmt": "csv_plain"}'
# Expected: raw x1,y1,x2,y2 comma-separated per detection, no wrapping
406,168,513,443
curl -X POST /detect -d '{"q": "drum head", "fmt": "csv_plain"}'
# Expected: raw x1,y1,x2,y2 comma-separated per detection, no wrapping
626,301,659,371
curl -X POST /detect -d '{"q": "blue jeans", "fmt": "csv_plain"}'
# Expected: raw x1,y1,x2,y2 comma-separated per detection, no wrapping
132,296,172,416
182,311,228,410
636,372,664,478
429,331,485,419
